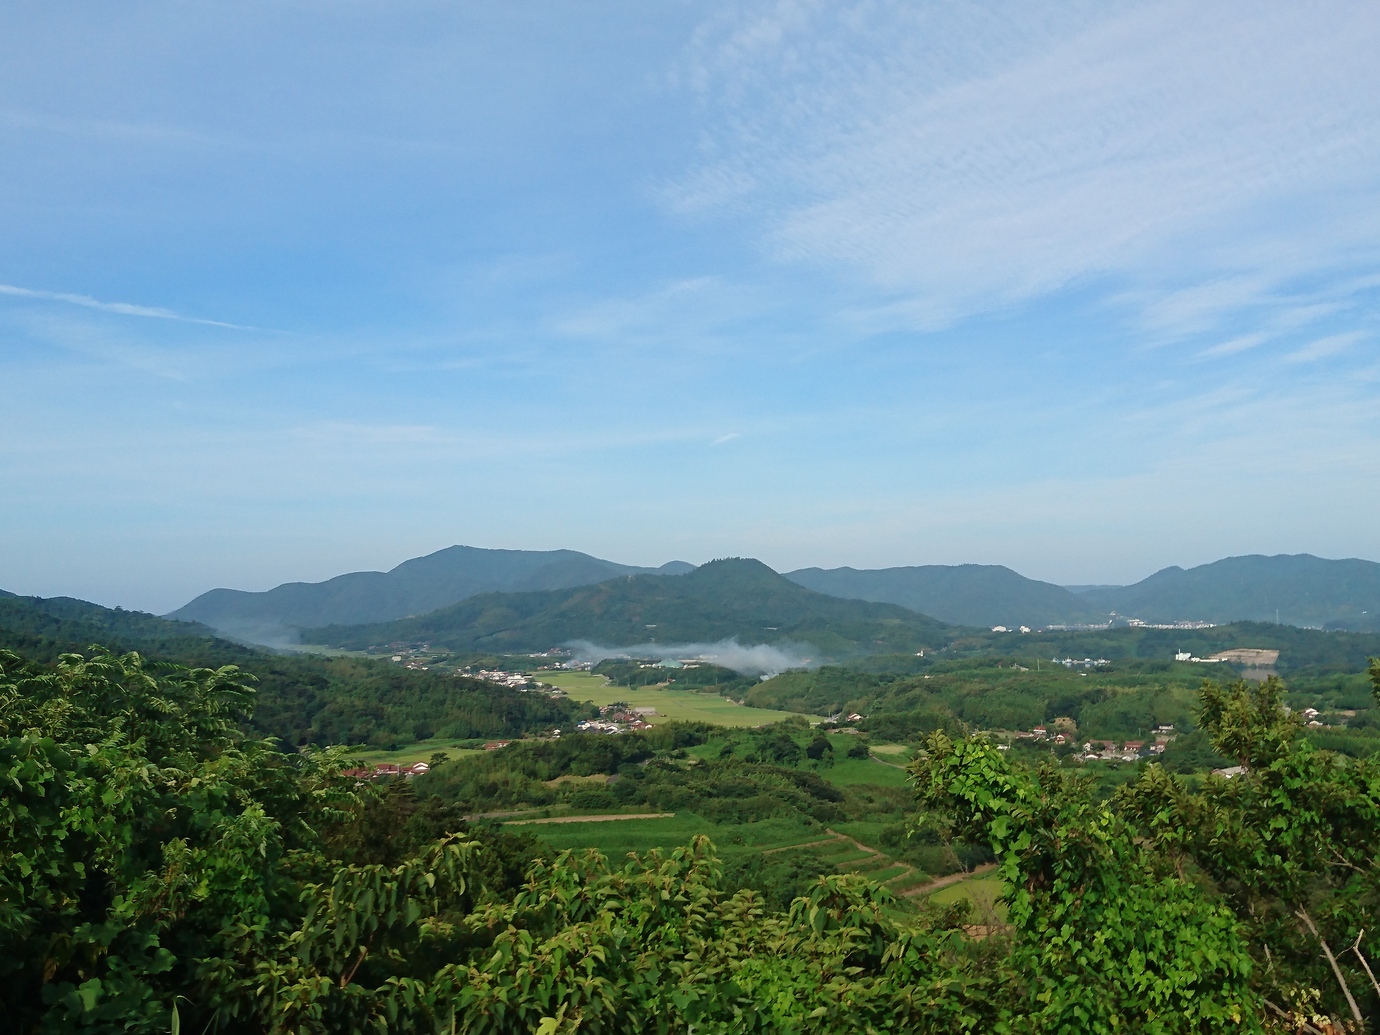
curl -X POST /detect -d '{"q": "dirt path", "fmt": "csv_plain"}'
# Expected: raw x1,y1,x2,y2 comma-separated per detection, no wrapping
762,828,919,886
869,754,909,770
463,809,544,821
761,835,844,855
901,861,999,897
503,812,676,826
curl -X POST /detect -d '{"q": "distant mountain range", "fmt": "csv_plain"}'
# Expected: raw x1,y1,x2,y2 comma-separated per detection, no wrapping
7,580,1379,682
166,545,1380,646
1070,555,1380,631
787,555,1380,632
305,558,953,657
783,564,1103,628
169,546,694,645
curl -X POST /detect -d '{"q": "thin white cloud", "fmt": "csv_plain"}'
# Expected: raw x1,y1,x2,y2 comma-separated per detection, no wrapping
1284,331,1367,364
0,283,253,329
673,1,1380,334
567,638,817,675
552,277,729,343
711,432,741,446
1200,334,1267,359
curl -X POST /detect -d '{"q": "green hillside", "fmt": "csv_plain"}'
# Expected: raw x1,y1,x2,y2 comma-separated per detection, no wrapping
0,590,585,748
306,557,955,657
169,544,695,645
0,589,248,665
786,562,1101,627
1078,553,1380,629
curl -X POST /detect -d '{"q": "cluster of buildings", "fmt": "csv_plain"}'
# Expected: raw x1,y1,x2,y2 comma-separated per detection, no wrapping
1174,648,1280,666
1071,725,1177,763
460,669,569,699
342,760,432,780
1296,706,1348,728
997,722,1179,764
469,668,534,690
381,645,434,670
1055,657,1111,669
1044,619,1217,632
574,703,658,735
1078,730,1175,763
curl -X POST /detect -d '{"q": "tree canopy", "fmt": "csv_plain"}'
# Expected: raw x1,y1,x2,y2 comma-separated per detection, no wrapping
2,645,1378,1032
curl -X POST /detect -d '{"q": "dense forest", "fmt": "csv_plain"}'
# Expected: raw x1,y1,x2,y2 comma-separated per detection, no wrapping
0,592,588,747
2,638,1378,1032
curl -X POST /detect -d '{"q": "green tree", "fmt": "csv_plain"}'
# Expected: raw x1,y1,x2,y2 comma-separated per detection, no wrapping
1120,675,1380,1029
910,730,1260,1033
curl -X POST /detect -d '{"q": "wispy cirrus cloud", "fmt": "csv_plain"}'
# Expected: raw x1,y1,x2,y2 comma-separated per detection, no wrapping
1285,331,1368,364
0,283,255,329
672,1,1380,337
1199,334,1267,360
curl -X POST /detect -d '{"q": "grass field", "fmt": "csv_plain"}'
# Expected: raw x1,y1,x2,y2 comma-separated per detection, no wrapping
540,670,818,727
819,752,912,788
511,813,824,858
927,874,1007,921
344,741,485,766
869,743,912,757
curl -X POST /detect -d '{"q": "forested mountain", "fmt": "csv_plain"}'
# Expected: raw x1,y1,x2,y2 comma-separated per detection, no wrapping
172,548,1380,648
169,544,696,645
785,563,1101,627
1076,553,1380,629
0,590,584,747
307,557,955,656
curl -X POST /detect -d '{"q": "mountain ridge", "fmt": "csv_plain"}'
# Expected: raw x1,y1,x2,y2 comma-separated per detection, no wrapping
304,557,955,658
1081,554,1380,630
168,547,1380,646
784,563,1103,628
169,545,695,645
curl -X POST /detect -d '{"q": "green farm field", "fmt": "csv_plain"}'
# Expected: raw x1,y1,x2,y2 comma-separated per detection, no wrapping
344,741,485,767
540,669,819,727
926,873,1008,922
818,751,912,788
509,813,824,859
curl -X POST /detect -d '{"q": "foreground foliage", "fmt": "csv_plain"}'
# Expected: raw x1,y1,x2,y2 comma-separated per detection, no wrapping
2,645,1377,1032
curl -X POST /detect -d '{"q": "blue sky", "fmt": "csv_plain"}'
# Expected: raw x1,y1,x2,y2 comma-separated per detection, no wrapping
2,1,1379,614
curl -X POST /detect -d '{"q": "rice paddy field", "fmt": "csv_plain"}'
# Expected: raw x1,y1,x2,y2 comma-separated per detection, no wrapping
539,669,819,727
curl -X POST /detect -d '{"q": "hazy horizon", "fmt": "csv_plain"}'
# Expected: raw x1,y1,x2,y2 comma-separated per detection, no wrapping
4,3,1379,614
52,545,1380,618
